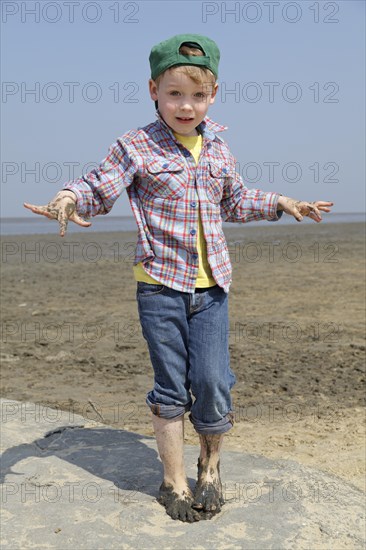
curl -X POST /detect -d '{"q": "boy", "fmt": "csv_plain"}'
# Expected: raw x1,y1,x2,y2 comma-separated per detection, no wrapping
24,34,333,523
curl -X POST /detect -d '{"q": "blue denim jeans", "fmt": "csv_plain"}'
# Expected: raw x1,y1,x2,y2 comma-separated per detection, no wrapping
136,282,236,434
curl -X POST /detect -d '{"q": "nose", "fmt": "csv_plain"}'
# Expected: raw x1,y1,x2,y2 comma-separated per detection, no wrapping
179,99,193,112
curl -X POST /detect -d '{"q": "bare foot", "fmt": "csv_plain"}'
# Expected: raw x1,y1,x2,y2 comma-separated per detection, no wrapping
192,458,225,516
157,481,202,523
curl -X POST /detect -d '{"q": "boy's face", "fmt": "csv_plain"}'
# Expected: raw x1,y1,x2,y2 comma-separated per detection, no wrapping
149,68,218,136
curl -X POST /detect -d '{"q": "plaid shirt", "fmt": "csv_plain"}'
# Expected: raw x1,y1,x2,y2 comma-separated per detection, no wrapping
63,113,281,293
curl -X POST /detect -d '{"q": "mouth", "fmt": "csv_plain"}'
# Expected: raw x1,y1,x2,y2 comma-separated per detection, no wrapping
176,117,194,123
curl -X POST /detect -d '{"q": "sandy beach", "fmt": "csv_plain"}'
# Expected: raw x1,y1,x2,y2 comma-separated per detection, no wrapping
1,221,365,491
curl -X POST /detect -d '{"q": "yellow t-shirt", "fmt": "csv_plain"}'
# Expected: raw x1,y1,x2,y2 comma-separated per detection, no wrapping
133,132,216,288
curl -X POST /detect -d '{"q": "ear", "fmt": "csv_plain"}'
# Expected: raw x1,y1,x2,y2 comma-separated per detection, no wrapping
149,79,158,101
209,83,219,105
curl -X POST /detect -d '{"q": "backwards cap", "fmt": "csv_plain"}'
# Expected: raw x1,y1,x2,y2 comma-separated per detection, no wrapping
149,33,220,80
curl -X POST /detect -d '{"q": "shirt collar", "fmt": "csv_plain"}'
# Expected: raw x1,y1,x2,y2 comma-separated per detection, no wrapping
155,111,227,142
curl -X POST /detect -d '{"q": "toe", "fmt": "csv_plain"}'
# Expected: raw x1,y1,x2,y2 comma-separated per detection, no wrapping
193,482,223,514
186,507,202,523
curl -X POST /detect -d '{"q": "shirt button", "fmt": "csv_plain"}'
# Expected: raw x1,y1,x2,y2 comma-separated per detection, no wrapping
222,167,227,174
183,150,190,157
192,254,198,260
190,229,196,236
162,163,168,168
190,201,197,208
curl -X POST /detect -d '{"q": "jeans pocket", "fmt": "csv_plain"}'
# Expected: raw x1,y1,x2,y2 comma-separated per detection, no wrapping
136,282,166,296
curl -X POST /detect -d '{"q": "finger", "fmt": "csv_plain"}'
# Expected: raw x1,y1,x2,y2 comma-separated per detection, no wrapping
306,202,326,222
307,204,322,220
58,212,69,237
292,207,303,222
311,201,333,213
314,201,334,208
308,210,322,223
70,212,92,227
23,203,51,217
24,202,37,210
23,202,56,220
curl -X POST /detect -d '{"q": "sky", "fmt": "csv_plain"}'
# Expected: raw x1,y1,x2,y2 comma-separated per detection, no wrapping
1,0,365,217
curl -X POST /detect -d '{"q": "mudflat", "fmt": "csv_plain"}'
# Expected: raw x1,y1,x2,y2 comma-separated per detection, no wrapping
1,221,365,490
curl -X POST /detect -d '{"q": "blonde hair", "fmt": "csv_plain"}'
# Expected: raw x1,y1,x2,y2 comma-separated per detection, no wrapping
155,45,216,87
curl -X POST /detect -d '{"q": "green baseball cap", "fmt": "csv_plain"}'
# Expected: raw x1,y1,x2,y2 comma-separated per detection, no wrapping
149,34,220,80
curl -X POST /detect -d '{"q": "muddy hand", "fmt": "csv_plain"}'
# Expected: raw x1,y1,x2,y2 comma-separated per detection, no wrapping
277,196,333,223
24,191,91,237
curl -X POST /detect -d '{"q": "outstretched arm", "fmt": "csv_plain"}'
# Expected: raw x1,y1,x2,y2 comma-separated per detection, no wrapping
220,167,333,224
23,139,137,236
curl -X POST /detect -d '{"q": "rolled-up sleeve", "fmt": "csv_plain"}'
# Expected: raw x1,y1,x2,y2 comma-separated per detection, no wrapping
62,139,137,219
220,170,283,223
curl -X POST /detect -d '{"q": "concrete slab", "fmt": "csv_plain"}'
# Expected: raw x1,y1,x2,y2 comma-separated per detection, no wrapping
1,398,364,549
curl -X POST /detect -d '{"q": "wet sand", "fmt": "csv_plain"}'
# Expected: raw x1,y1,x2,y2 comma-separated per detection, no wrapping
1,222,365,490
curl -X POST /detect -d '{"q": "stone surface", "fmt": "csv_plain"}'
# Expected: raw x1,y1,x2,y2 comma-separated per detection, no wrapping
1,399,364,549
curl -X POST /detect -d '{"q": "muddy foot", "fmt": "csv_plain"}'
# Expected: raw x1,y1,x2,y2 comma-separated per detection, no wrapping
157,482,202,523
193,459,225,516
193,482,225,516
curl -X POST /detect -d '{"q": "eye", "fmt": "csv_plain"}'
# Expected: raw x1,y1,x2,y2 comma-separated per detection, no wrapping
195,92,206,99
169,90,180,96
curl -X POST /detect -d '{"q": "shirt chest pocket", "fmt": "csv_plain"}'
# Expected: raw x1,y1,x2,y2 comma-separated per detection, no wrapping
142,157,187,200
206,161,233,204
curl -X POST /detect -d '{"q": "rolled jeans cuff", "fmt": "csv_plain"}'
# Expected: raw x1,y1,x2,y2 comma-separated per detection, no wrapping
146,394,192,419
189,412,234,435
